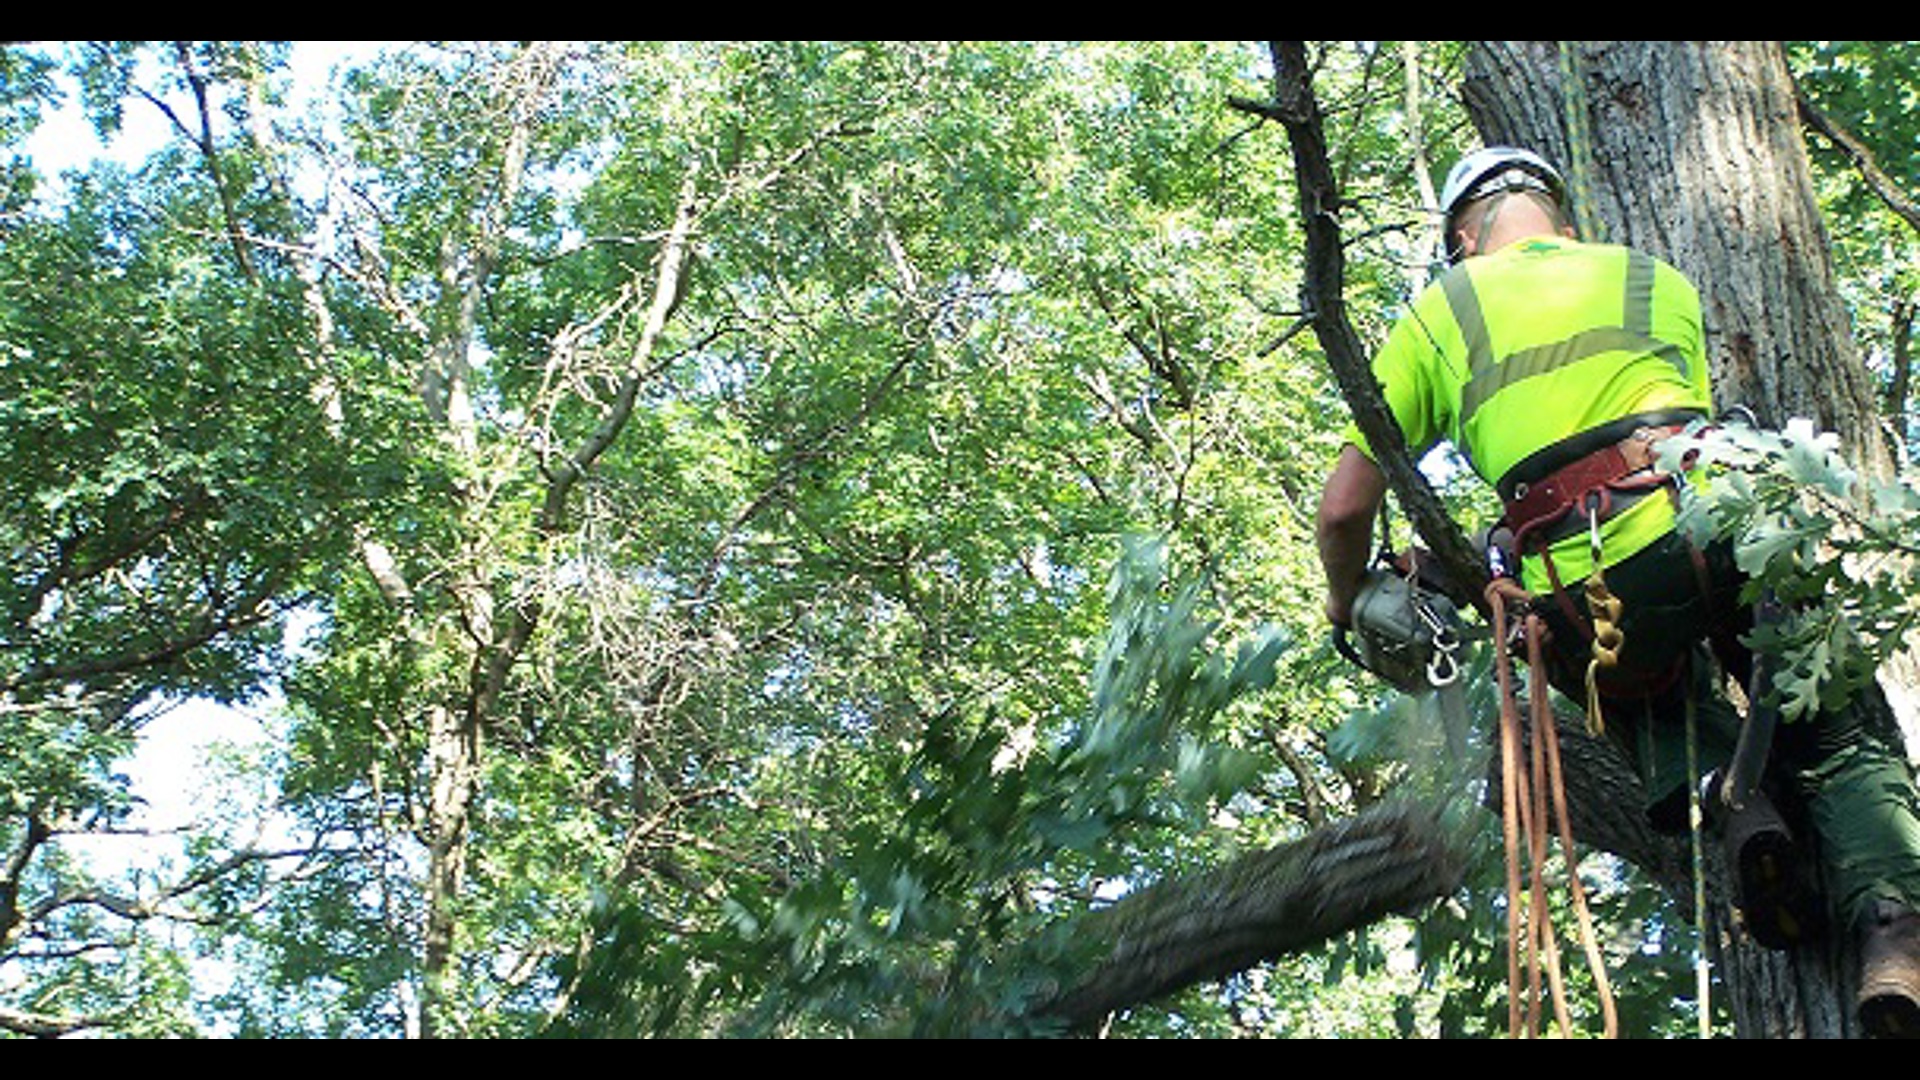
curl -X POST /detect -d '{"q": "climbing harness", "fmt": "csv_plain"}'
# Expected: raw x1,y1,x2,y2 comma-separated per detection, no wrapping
1330,499,1623,1035
1485,411,1765,1037
1334,413,1721,1037
1498,412,1702,736
1484,570,1620,1039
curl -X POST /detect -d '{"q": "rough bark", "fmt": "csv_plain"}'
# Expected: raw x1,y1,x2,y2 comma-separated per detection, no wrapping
1464,41,1887,475
1461,38,1896,1040
1033,798,1468,1032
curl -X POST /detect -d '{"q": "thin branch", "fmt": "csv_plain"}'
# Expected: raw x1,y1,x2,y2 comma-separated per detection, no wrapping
1236,41,1486,618
0,1004,115,1038
1796,85,1920,237
166,42,257,283
4,562,294,694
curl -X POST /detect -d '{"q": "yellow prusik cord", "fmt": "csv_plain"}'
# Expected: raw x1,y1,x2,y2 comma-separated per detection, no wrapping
1582,503,1621,738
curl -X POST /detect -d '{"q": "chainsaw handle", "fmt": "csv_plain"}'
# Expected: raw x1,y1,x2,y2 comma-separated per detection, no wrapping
1331,625,1363,669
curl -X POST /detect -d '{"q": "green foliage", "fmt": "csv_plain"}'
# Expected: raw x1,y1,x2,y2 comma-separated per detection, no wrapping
0,45,58,210
9,38,1908,1041
1667,419,1920,721
0,44,389,1036
1789,42,1920,449
1791,42,1920,221
551,535,1287,1037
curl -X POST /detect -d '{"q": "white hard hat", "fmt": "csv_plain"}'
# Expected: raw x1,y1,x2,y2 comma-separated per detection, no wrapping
1439,147,1566,222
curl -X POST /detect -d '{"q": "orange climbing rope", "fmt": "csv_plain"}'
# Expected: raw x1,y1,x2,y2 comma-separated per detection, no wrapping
1486,576,1620,1039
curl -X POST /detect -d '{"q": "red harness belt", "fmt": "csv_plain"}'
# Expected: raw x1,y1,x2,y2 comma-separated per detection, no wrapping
1501,424,1688,555
1496,422,1702,701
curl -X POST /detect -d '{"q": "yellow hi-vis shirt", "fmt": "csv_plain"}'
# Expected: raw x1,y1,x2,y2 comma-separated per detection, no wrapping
1347,235,1712,594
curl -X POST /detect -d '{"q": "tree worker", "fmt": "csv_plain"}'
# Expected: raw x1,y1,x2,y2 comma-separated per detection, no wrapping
1314,145,1920,1037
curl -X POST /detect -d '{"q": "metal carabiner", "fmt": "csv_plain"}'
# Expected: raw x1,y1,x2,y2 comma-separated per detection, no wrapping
1416,599,1460,688
1585,492,1605,565
1427,643,1460,688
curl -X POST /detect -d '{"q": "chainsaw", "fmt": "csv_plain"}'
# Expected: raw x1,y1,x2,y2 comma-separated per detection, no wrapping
1332,553,1468,694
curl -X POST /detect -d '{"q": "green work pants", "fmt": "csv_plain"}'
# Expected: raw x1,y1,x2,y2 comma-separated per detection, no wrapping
1533,530,1920,929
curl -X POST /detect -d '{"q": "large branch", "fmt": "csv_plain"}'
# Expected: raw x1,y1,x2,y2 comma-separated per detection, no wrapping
1025,703,1691,1032
155,42,256,283
27,842,324,930
536,172,703,536
1029,798,1467,1032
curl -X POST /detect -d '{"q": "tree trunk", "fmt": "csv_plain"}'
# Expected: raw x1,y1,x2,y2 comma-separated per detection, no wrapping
1460,37,1908,1040
410,42,561,1039
420,703,481,1039
1463,42,1887,471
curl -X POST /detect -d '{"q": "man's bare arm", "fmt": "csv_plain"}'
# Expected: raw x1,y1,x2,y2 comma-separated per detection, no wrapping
1315,444,1388,627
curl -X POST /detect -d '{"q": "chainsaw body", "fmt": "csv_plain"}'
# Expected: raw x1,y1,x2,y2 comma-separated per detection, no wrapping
1334,563,1464,693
